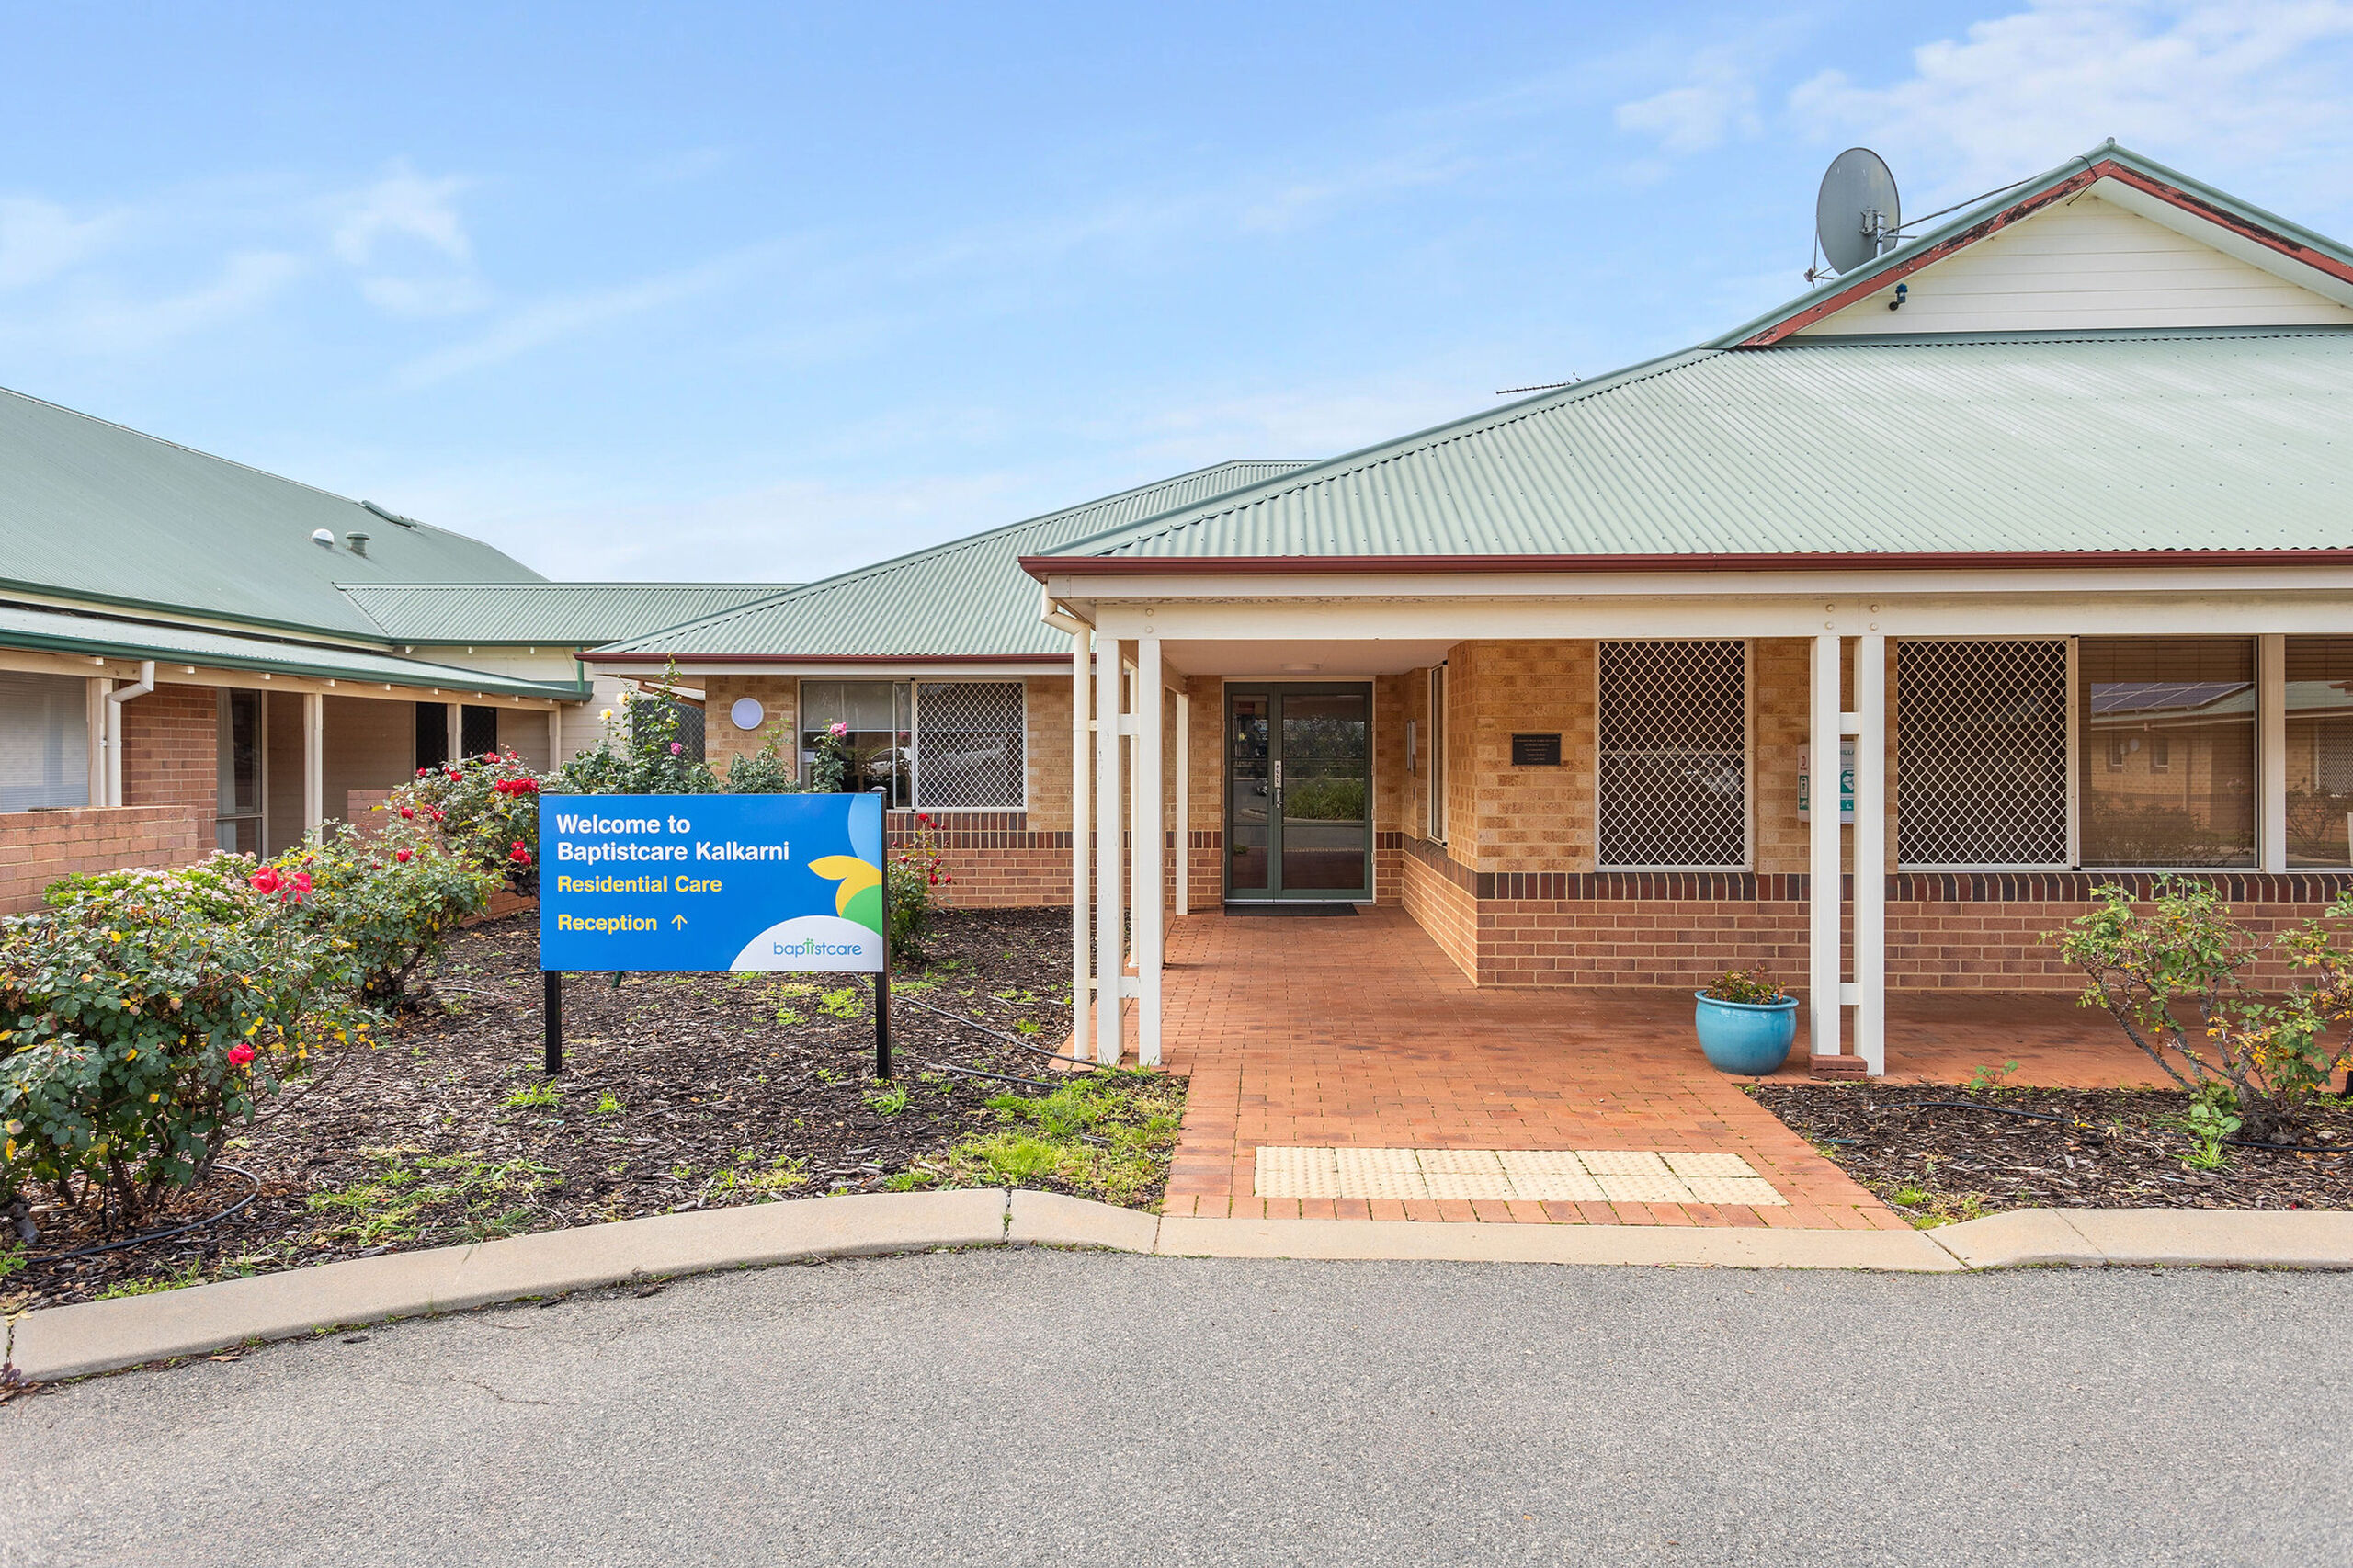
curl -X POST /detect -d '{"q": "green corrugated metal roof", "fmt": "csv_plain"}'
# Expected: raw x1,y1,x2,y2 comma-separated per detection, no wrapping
340,582,796,645
1035,329,2353,563
0,385,544,638
0,602,583,699
593,460,1314,659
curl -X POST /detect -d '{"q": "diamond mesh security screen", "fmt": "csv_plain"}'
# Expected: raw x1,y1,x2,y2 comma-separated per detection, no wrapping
1597,641,1746,869
1896,640,2069,867
915,682,1024,809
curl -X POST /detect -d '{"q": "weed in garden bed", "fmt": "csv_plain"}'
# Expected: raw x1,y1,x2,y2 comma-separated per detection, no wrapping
938,1070,1185,1206
306,1149,557,1245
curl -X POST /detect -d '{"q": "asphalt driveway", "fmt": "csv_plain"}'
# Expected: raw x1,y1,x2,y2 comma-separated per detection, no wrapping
5,1251,2347,1566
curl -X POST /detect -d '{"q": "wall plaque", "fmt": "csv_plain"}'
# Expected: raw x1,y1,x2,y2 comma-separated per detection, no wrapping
1510,733,1563,767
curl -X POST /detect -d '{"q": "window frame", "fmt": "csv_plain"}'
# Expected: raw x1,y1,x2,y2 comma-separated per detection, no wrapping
797,676,1028,812
1592,638,1753,873
1891,637,2075,873
1893,634,2285,873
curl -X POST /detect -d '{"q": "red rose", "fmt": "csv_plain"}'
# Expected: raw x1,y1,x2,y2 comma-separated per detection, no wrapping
249,867,280,894
400,805,415,818
395,848,413,863
228,1042,256,1067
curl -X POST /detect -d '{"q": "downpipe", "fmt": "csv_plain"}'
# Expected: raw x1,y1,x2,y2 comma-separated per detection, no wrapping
103,659,156,808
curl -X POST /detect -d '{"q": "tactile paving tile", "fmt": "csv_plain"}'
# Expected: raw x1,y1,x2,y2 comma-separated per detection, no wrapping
1499,1168,1607,1202
1419,1170,1518,1201
1252,1146,1340,1199
1590,1172,1693,1205
1574,1150,1674,1176
1495,1149,1588,1178
1662,1151,1759,1179
1417,1149,1506,1176
1678,1175,1789,1207
1334,1146,1428,1200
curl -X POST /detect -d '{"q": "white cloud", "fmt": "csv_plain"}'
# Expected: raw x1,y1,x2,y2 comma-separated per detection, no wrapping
66,249,306,352
1791,1,2353,200
391,238,798,389
0,197,127,291
1616,51,1762,154
331,162,487,319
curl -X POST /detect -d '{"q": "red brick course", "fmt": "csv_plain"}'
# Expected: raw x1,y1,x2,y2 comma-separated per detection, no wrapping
0,805,210,914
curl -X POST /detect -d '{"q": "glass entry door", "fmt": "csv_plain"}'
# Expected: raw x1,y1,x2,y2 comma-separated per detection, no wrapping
1225,683,1372,902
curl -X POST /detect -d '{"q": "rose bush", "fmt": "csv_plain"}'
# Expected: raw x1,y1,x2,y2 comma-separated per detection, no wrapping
390,747,542,895
886,813,952,959
4,863,371,1228
261,825,502,1006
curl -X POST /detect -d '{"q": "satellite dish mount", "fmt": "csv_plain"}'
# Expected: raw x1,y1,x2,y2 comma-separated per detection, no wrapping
1813,148,1900,277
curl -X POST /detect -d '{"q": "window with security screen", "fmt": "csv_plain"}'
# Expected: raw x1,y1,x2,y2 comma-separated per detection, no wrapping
914,682,1025,810
1596,641,1746,869
1895,640,2070,867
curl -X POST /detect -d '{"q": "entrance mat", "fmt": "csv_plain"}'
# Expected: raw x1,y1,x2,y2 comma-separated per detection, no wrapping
1221,903,1358,916
1252,1146,1786,1206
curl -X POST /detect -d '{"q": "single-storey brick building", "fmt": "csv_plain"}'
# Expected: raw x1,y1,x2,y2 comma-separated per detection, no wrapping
608,142,2353,1078
0,385,786,910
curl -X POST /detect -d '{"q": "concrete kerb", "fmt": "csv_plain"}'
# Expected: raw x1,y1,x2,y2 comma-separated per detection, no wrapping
11,1198,2353,1385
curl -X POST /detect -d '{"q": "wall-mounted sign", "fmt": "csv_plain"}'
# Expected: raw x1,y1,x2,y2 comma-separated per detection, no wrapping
1797,741,1856,824
1511,733,1563,767
539,792,885,973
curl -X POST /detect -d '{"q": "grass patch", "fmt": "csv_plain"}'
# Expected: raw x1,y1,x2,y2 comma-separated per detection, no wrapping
305,1147,557,1244
940,1069,1184,1206
93,1257,209,1300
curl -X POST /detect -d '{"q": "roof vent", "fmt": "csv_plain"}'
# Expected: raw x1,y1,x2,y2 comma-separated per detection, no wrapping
346,530,370,557
360,499,422,529
310,528,335,548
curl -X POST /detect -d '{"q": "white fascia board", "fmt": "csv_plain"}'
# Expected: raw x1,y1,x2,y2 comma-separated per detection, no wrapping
1093,589,2353,642
0,645,566,705
1051,564,2353,607
2091,176,2353,308
580,660,1059,678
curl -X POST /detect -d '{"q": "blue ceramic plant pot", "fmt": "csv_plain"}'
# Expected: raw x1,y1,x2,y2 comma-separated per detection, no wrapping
1692,992,1800,1076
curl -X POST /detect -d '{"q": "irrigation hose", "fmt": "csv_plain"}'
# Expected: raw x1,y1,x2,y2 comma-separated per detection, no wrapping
897,994,1105,1070
1881,1099,2353,1155
21,1165,262,1265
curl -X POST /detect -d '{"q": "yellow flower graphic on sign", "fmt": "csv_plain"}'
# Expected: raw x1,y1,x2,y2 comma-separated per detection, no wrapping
807,854,884,935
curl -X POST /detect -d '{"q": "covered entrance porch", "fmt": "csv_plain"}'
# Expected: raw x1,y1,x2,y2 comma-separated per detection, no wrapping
1152,904,2163,1226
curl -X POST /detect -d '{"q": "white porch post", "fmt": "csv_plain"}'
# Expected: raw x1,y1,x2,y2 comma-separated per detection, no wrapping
1133,637,1165,1066
302,690,325,835
1070,627,1093,1055
1809,632,1843,1062
1093,642,1124,1064
445,701,462,765
1175,687,1190,917
1853,633,1886,1076
85,676,108,806
546,706,563,770
2259,632,2288,874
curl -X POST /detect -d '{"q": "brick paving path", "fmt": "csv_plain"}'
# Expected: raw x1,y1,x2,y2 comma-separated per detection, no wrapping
1145,907,2158,1229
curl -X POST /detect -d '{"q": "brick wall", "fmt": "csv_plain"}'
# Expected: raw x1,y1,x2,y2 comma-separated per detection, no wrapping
891,808,1070,908
122,683,217,816
0,805,210,914
702,675,798,776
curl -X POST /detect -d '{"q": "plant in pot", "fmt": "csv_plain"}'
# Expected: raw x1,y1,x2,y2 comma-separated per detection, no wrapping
1693,967,1800,1076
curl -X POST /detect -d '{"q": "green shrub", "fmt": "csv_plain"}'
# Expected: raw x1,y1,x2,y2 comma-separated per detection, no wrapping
263,826,501,1006
552,683,722,797
2056,878,2353,1143
390,747,544,894
3,862,371,1227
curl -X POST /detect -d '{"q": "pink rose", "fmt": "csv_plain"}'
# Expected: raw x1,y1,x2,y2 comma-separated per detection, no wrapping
669,742,683,756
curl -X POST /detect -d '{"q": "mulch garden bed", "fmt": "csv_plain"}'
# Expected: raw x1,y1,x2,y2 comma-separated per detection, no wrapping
7,906,1167,1313
1756,1083,2353,1225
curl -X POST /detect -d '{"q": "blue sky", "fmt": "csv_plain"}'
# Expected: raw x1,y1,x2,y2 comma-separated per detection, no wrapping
7,2,2353,583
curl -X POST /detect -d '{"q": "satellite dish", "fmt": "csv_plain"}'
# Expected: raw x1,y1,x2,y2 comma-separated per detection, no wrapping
1815,148,1900,275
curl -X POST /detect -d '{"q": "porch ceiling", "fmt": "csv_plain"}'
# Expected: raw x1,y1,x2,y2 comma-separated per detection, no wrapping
1161,637,1455,677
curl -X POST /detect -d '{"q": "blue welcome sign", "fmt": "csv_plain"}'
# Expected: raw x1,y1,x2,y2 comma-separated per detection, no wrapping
537,792,886,974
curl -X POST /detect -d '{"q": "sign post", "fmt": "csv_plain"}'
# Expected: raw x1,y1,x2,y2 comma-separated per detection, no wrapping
538,792,890,1077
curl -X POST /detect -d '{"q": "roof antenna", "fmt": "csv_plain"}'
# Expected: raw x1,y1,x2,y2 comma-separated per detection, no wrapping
1495,375,1581,397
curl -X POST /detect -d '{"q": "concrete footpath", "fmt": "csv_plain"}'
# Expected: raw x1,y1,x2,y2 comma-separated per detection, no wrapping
9,1191,2352,1385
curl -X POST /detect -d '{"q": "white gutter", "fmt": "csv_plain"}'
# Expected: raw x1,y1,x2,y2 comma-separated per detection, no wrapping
1039,588,1090,637
103,660,156,808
